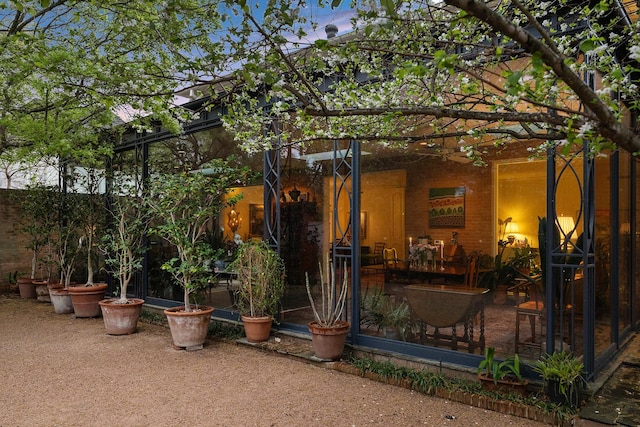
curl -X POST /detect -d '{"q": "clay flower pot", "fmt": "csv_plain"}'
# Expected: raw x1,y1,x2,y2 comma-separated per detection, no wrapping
99,298,145,335
68,283,108,318
17,277,37,299
164,306,214,350
241,315,273,343
49,287,74,314
308,320,349,361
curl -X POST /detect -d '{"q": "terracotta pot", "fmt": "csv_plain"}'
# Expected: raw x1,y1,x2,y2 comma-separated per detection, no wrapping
478,373,528,397
49,287,74,314
99,298,145,335
47,281,64,290
17,277,37,299
33,280,50,303
307,320,349,361
241,315,273,342
164,306,214,349
68,283,108,318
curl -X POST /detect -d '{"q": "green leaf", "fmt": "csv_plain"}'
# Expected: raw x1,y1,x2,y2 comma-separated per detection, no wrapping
579,39,596,53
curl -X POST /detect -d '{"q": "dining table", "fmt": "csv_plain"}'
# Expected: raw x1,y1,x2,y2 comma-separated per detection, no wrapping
404,284,490,353
384,260,470,284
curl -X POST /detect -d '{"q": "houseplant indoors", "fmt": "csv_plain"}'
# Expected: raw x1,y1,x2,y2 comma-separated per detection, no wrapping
305,255,350,360
98,181,147,335
146,159,248,349
533,350,584,408
228,239,285,342
477,347,528,396
360,287,410,340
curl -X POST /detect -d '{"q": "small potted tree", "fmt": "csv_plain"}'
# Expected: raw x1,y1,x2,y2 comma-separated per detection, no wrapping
305,255,350,360
146,159,248,350
533,350,584,408
66,165,108,317
98,181,147,335
49,190,83,314
14,183,59,299
229,240,285,342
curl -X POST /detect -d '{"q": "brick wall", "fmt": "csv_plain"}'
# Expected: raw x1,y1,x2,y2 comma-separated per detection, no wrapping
0,189,33,282
405,161,493,255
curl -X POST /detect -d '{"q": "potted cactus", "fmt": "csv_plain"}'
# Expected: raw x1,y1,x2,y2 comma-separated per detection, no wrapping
305,255,350,360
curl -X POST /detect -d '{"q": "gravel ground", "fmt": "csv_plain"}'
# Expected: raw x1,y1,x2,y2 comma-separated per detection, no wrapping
0,294,548,427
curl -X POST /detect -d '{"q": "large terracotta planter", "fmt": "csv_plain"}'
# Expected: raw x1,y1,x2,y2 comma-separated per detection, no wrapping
308,320,350,361
17,277,37,299
68,283,108,318
49,287,74,314
241,315,273,343
164,306,214,350
99,298,145,335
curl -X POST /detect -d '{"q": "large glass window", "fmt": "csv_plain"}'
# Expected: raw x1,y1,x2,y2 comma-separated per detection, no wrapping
145,127,262,306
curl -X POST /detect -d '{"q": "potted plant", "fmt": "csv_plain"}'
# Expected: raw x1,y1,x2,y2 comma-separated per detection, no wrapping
533,350,584,408
477,347,528,396
380,297,410,340
228,240,285,342
507,246,537,275
360,288,409,340
14,183,59,298
98,181,147,335
48,190,83,314
305,255,350,360
146,159,248,349
66,165,109,317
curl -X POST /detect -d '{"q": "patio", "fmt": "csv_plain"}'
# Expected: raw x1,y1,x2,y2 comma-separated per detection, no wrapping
0,292,549,427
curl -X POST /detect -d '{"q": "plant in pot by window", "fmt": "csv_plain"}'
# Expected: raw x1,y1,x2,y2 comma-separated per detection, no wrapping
305,255,350,361
146,159,248,350
360,287,409,340
507,246,537,275
98,181,148,335
48,190,83,314
14,183,59,299
66,164,109,317
228,240,285,342
533,350,584,409
477,347,528,396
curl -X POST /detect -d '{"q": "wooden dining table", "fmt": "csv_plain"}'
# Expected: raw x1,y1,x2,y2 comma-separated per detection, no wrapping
384,260,470,284
404,284,490,353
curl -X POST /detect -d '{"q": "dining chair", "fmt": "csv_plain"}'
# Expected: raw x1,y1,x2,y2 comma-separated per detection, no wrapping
509,269,545,355
463,252,480,288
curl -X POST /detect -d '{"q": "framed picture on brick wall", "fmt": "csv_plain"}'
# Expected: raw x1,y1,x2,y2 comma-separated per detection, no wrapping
429,187,465,228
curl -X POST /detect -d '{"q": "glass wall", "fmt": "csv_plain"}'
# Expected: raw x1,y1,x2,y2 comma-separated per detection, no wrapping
144,128,263,306
594,155,612,355
618,151,632,333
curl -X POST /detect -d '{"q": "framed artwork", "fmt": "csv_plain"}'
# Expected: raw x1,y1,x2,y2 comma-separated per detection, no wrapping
360,211,367,239
249,204,264,237
429,187,465,228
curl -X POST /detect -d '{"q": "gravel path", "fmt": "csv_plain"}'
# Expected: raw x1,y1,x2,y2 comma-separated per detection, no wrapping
0,295,547,427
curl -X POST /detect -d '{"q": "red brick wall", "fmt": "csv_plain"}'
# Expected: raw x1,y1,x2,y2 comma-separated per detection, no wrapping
405,161,493,256
0,189,33,282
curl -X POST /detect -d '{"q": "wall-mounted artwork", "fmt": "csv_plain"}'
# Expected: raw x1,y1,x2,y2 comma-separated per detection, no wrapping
429,187,465,228
249,204,264,237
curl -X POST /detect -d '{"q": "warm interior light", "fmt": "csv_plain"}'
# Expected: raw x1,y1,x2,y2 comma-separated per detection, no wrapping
620,222,631,234
557,215,576,238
